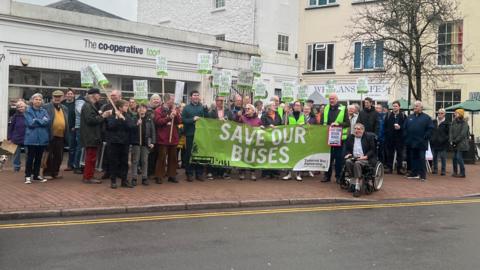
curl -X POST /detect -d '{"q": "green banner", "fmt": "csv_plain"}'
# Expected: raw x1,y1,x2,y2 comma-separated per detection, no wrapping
192,118,331,171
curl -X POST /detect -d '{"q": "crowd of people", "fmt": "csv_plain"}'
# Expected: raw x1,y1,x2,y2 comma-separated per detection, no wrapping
6,88,471,190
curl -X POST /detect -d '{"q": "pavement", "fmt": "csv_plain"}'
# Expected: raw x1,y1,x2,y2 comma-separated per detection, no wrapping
1,200,480,270
0,160,479,220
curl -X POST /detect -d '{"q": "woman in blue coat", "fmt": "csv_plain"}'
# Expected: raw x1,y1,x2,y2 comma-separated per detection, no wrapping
24,93,50,184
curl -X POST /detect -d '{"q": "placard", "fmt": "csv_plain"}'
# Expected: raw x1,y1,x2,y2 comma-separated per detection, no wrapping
237,69,254,90
197,53,213,74
212,70,222,88
282,81,295,103
297,84,309,102
327,126,343,147
133,80,148,101
218,70,232,97
88,64,109,87
156,55,168,77
325,79,336,95
175,81,185,104
250,56,263,77
80,66,94,88
254,80,267,99
357,77,369,94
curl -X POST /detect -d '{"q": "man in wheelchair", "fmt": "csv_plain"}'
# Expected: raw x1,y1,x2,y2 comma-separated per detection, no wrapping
343,123,378,197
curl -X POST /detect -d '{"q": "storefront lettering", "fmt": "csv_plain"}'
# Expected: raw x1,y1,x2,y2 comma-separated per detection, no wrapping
83,38,160,57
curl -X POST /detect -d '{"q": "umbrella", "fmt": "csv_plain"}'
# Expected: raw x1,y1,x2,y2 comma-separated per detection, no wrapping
445,99,480,131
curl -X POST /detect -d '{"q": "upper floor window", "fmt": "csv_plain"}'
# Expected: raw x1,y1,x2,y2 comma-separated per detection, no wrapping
306,43,335,72
438,21,463,66
214,0,225,9
353,41,384,70
309,0,336,6
216,34,226,41
278,34,289,52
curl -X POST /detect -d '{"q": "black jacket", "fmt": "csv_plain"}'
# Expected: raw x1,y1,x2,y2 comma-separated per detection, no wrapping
384,111,407,142
106,113,135,145
208,108,232,120
430,119,450,150
344,132,378,166
129,113,156,146
80,100,104,147
261,111,283,126
358,107,378,134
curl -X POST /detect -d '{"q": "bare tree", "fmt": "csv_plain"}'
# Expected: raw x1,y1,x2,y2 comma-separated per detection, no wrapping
343,0,461,101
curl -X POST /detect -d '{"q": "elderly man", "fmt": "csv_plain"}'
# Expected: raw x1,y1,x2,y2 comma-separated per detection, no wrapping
384,100,407,174
229,94,244,120
347,104,360,134
62,89,76,171
320,93,350,183
344,123,377,197
430,108,450,176
99,89,122,179
404,101,434,181
43,90,69,179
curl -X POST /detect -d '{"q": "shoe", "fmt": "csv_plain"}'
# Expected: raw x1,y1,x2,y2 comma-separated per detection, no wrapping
451,173,458,177
250,173,257,181
142,178,149,185
239,173,245,180
101,173,110,180
52,175,63,180
82,178,102,184
111,183,117,189
353,189,361,197
121,181,134,188
397,171,404,175
407,175,420,180
73,169,83,174
14,167,20,173
207,173,214,180
321,175,331,183
223,173,231,180
155,178,163,184
440,172,446,176
131,179,137,186
34,176,47,182
168,177,179,183
64,167,73,171
43,176,53,180
186,175,194,182
282,173,292,180
296,175,302,181
25,177,32,184
453,174,466,178
432,170,438,175
308,171,315,178
420,178,426,182
196,175,205,182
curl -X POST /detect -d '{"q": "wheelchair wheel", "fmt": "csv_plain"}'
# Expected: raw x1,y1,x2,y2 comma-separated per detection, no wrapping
373,162,384,191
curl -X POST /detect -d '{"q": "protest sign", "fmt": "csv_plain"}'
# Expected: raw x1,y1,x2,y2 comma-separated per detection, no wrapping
156,55,168,77
80,66,94,88
282,81,295,103
133,80,148,104
197,53,213,74
250,56,263,77
192,118,331,171
357,77,369,94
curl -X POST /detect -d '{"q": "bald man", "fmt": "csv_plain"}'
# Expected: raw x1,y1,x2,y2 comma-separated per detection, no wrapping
320,93,350,183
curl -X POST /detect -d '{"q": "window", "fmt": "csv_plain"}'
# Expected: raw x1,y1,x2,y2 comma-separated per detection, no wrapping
214,0,225,9
438,21,463,66
435,90,461,122
306,43,335,71
309,0,336,6
278,34,289,52
60,73,80,87
216,34,225,41
353,41,384,70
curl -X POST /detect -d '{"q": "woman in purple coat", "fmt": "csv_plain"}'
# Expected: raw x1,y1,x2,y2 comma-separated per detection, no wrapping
236,104,262,180
7,100,27,172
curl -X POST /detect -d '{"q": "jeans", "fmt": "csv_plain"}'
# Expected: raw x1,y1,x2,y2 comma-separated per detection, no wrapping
67,129,76,169
25,145,46,178
130,145,149,179
432,149,447,174
326,146,344,181
452,150,466,176
185,135,203,177
73,130,84,169
12,145,23,171
410,148,426,179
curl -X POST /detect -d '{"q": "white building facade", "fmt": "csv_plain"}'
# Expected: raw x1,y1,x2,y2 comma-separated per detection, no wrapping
0,1,258,139
137,0,300,101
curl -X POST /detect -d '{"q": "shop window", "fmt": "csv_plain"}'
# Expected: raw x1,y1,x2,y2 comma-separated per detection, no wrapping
9,68,40,85
278,34,289,52
41,71,60,87
121,78,134,92
438,21,463,66
353,41,384,70
60,73,81,88
435,90,461,122
306,43,335,72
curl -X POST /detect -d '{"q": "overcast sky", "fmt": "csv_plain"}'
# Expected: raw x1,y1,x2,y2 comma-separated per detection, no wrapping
15,0,138,21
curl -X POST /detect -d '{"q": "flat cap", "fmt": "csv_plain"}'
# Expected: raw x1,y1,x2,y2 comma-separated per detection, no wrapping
52,90,64,96
87,88,101,95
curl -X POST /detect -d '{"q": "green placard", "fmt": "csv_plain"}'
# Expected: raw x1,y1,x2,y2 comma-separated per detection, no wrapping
254,80,267,99
237,69,254,91
89,64,109,87
197,53,213,74
80,66,94,88
297,84,309,102
218,70,232,97
282,81,295,103
192,118,331,170
250,56,263,77
212,70,222,88
156,55,168,77
356,77,369,94
133,80,148,104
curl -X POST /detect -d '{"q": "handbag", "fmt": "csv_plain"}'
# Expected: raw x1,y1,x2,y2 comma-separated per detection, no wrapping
0,140,18,154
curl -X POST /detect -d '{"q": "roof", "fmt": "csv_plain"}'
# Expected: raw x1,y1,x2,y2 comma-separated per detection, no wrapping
46,0,126,20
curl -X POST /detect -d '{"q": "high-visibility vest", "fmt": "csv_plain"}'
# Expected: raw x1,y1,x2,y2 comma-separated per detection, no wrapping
323,104,348,141
288,114,305,125
277,107,284,120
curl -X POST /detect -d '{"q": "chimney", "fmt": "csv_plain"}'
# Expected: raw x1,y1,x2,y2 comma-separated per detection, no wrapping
0,0,11,15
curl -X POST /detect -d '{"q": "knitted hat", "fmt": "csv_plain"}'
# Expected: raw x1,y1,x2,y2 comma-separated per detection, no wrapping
455,109,465,119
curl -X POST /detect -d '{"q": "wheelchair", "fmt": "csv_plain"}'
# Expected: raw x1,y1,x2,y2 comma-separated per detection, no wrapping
338,158,384,196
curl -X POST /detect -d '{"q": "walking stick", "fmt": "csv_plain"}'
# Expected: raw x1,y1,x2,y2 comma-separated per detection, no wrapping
169,111,174,143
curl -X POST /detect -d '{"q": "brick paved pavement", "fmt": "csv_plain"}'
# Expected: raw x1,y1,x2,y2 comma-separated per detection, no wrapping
0,161,479,218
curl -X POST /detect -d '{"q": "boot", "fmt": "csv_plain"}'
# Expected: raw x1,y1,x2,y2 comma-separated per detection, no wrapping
121,179,134,188
111,178,117,189
131,178,137,186
282,172,292,180
168,177,179,183
155,177,163,184
142,178,149,185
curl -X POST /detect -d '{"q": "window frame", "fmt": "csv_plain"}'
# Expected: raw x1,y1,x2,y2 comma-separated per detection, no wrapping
214,0,225,9
437,20,463,67
306,42,336,72
435,89,462,122
308,0,337,7
277,34,290,52
353,40,384,71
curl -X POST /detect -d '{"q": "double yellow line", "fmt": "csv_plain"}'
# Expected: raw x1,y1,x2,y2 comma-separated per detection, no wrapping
1,198,479,230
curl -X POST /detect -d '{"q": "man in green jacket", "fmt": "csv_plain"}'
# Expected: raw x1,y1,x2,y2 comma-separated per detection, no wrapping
182,90,208,182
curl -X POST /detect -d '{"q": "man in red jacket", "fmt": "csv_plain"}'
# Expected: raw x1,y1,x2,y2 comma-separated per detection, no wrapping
154,94,181,184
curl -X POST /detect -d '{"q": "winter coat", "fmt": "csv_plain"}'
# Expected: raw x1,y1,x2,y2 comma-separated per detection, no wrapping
62,99,76,130
430,119,450,150
384,111,406,142
74,96,85,129
344,133,378,166
208,108,231,120
129,112,156,146
7,112,26,145
44,102,69,143
24,106,50,146
80,100,105,147
261,111,283,127
181,102,208,137
449,119,470,152
238,113,262,127
403,112,434,151
357,107,378,134
155,106,182,145
106,112,135,145
376,112,386,142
